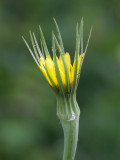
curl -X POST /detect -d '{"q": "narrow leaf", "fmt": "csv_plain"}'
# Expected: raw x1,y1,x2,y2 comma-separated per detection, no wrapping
84,27,92,54
33,32,42,57
29,31,40,61
80,17,83,55
40,38,45,57
39,26,50,56
76,18,84,89
22,36,39,65
72,24,79,92
54,35,70,92
77,24,92,87
53,18,65,54
52,32,65,94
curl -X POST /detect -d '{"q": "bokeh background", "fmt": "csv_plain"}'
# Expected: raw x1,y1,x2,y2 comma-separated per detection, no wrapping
0,0,120,159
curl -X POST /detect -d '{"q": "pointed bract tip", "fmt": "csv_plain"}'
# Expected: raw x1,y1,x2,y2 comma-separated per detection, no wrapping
39,25,42,31
81,17,83,21
84,26,93,54
53,17,56,22
22,36,25,40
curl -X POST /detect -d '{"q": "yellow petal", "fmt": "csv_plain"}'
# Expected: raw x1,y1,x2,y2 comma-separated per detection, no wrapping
57,55,65,87
78,53,85,72
39,57,45,67
64,52,74,87
64,52,71,69
39,57,46,77
57,52,71,87
39,57,54,87
45,55,58,86
69,64,74,87
72,53,85,81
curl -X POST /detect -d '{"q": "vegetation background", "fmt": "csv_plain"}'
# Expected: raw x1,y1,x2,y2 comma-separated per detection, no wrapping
0,0,120,159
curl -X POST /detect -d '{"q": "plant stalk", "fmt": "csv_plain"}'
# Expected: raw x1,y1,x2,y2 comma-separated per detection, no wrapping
57,94,80,160
61,117,79,160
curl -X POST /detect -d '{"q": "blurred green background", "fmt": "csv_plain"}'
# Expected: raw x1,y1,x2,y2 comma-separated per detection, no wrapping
0,0,120,160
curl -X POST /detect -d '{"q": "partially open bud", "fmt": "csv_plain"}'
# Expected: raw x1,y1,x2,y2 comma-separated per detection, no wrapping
23,18,92,160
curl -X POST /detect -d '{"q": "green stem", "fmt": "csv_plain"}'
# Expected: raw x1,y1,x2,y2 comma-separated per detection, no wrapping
57,94,80,160
61,117,79,160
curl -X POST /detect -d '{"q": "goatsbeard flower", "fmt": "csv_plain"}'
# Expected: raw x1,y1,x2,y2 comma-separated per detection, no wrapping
23,18,92,160
39,52,84,92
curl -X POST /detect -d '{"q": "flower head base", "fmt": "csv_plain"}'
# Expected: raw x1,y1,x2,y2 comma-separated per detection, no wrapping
23,18,92,96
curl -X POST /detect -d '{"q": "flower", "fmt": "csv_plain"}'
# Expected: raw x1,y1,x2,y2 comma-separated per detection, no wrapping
23,19,92,160
39,52,84,91
22,19,91,96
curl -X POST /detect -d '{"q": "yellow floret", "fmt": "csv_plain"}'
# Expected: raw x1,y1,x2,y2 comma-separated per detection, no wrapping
45,55,58,87
39,52,84,90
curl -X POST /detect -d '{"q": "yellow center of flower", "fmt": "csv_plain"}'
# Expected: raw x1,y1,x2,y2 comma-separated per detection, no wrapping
39,52,84,90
